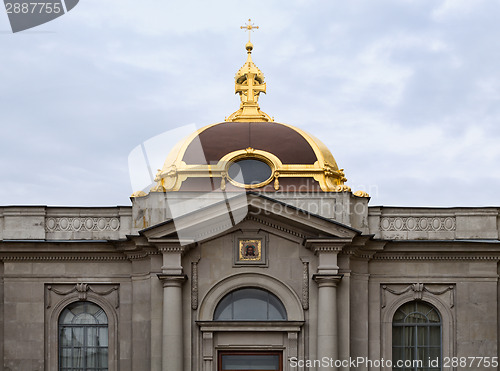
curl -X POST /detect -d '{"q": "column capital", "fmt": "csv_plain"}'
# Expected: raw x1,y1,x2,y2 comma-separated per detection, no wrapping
312,274,343,287
157,274,187,287
305,238,353,255
150,238,195,275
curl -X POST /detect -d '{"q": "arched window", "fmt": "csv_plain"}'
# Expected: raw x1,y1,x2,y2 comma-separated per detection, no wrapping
59,301,109,371
228,159,273,186
392,301,442,371
214,288,287,321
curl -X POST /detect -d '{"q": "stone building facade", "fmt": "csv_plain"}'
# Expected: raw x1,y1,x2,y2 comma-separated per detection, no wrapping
1,31,499,371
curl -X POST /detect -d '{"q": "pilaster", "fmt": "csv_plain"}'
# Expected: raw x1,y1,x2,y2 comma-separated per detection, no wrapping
151,238,192,371
157,274,187,371
308,238,352,371
313,274,343,371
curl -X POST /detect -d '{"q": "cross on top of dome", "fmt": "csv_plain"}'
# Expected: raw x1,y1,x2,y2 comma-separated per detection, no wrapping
240,19,259,42
227,19,272,122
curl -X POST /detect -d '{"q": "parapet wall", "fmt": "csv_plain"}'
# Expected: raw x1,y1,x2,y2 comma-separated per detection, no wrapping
1,202,499,242
0,206,132,241
369,206,500,240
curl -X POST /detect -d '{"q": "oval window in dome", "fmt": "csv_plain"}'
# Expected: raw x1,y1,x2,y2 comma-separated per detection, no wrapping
228,159,273,186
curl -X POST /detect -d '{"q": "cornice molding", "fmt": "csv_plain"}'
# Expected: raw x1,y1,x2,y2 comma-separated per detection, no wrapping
0,254,127,262
148,238,195,255
306,238,353,255
244,215,307,239
373,253,500,261
157,246,187,253
311,246,343,253
341,240,387,260
196,320,304,333
124,248,161,261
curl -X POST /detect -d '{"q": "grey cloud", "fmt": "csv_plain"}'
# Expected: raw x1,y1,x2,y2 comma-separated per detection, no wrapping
1,0,500,207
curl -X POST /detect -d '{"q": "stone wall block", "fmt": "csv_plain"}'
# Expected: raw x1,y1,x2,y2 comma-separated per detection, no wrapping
2,207,46,240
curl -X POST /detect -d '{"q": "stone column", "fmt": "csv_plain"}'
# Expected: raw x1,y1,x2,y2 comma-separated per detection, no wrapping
313,274,342,370
307,238,352,371
151,238,192,371
158,274,187,371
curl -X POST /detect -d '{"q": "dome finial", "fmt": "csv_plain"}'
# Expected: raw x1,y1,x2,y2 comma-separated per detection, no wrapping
241,19,258,43
227,19,272,122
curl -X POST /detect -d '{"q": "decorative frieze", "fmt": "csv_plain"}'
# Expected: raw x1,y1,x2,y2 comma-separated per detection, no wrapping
380,216,456,232
300,259,309,310
45,217,120,232
46,282,120,309
191,258,200,310
381,283,455,308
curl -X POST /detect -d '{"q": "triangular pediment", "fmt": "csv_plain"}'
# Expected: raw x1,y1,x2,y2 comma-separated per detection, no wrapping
140,192,360,243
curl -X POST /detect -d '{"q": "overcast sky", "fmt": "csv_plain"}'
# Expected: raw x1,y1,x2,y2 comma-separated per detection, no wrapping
1,0,500,208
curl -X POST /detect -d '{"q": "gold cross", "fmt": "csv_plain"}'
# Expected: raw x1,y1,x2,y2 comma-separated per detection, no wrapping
235,73,266,104
241,19,259,42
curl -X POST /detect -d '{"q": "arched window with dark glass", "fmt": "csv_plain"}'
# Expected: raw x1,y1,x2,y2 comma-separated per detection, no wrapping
392,301,442,371
214,288,287,321
59,301,109,371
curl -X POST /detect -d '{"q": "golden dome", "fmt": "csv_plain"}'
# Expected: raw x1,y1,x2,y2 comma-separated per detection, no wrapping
149,120,350,193
133,21,356,196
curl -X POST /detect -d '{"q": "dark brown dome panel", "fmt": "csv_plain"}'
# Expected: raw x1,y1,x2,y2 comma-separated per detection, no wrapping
176,176,323,192
182,122,318,165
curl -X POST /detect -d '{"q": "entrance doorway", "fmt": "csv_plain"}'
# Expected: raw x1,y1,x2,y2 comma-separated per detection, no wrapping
218,351,282,371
